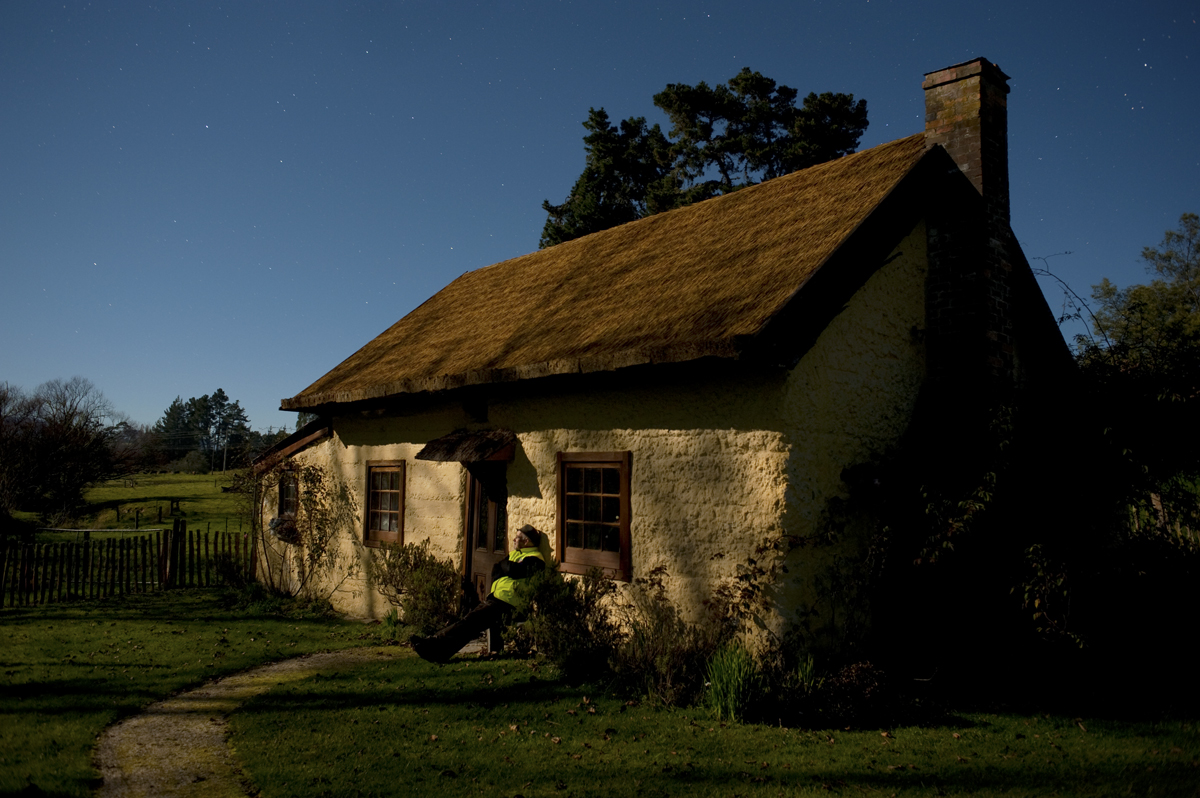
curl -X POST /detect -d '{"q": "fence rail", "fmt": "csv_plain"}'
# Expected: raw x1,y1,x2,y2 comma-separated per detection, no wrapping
0,520,256,608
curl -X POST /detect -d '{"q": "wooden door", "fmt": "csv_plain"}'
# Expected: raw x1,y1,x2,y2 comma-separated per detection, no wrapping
464,464,507,601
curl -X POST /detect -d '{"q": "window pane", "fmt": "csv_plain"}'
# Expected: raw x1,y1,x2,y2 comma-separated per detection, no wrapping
603,525,620,553
566,494,582,522
387,471,400,491
584,495,601,522
585,523,604,550
566,467,582,493
584,468,601,494
602,467,619,495
567,522,583,549
602,496,619,523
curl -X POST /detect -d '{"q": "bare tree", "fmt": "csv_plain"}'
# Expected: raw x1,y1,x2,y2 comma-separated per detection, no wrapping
0,377,136,525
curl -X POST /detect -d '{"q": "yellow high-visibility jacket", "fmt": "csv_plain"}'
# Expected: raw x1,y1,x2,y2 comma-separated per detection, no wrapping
489,547,545,606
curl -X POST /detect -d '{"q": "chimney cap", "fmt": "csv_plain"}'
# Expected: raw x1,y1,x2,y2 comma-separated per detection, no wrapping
922,58,1010,92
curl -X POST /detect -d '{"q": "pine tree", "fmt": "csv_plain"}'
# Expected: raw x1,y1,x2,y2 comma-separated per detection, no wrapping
541,68,868,247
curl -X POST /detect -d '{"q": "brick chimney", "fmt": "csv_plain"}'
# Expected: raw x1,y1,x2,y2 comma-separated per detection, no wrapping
923,58,1011,229
922,58,1015,390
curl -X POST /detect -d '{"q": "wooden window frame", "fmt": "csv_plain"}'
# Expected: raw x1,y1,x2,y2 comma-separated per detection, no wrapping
278,469,299,519
556,451,632,581
365,460,405,548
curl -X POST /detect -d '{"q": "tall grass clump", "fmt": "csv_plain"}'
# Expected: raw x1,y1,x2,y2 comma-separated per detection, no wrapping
705,641,762,722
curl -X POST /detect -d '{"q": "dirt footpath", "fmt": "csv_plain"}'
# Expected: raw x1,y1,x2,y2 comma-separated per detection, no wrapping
93,647,408,798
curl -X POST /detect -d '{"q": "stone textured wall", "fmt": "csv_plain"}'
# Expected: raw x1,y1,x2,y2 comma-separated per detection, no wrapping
776,223,928,636
491,373,792,621
284,222,927,625
285,404,472,618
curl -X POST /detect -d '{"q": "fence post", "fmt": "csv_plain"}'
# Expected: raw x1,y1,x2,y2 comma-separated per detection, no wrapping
175,521,187,588
43,544,53,605
25,544,33,606
44,543,51,605
11,545,18,606
0,543,8,608
249,530,257,582
167,522,177,588
41,544,51,605
118,538,126,596
54,542,63,603
57,541,65,603
82,532,91,600
170,523,178,589
163,524,172,589
20,544,31,605
32,544,42,605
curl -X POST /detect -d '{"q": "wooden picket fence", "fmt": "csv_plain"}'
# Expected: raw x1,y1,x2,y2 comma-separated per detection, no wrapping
0,519,256,607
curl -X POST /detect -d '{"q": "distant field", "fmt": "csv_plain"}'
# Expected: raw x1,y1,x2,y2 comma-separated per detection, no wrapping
31,472,251,543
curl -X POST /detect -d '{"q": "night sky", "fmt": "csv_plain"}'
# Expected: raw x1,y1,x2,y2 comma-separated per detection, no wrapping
2,1,1197,431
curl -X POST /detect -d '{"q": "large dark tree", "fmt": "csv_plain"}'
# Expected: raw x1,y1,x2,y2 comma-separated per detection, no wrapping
1076,212,1200,491
0,378,134,524
541,68,868,247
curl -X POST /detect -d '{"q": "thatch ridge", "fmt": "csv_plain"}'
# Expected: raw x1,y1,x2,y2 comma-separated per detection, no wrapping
283,134,928,410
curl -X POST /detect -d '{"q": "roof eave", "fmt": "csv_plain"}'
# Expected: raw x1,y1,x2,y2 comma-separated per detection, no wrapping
279,339,743,411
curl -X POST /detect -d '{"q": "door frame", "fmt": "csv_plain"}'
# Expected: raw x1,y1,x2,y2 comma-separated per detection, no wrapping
462,461,509,601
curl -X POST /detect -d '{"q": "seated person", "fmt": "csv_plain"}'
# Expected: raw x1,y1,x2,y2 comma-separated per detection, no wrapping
411,524,546,662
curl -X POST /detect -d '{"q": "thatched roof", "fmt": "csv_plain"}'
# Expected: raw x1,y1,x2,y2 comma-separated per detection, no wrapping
284,134,940,411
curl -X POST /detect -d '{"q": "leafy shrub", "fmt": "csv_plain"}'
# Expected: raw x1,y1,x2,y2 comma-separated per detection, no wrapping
168,450,208,474
610,566,730,706
821,660,890,726
509,566,622,682
367,539,463,635
510,564,726,703
705,642,763,722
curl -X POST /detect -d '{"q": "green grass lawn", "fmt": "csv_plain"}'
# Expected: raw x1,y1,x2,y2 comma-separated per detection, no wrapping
0,589,374,798
3,589,1199,798
25,472,250,542
230,653,1200,798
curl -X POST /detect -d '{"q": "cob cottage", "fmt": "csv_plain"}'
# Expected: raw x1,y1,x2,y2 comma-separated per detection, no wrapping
257,59,1071,639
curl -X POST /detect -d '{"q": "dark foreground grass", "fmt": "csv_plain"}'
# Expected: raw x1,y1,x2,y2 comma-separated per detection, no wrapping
231,653,1200,798
0,589,372,797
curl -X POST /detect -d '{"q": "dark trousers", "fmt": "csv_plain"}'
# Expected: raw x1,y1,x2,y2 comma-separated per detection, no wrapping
413,597,510,662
